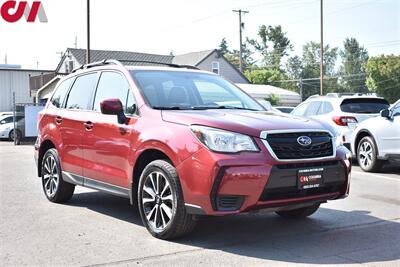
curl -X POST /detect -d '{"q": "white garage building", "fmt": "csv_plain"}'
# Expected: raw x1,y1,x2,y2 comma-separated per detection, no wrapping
236,83,301,107
0,65,53,111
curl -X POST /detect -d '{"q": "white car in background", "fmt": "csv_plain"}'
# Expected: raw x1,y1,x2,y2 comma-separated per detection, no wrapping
351,99,400,172
291,95,390,151
0,115,23,141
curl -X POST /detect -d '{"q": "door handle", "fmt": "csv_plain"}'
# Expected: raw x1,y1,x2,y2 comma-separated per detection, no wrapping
84,121,93,130
55,116,62,124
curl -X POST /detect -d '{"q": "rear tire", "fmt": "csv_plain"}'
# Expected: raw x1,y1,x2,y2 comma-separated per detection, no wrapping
41,148,75,203
137,160,196,240
276,204,320,219
357,136,383,172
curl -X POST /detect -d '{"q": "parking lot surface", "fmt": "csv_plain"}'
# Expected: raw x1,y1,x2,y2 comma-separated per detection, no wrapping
0,141,399,266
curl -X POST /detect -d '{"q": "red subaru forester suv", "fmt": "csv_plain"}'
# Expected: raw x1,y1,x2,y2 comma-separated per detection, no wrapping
35,60,351,239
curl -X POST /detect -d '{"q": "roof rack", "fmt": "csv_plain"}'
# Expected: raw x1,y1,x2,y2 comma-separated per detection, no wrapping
116,59,199,70
71,59,122,73
71,59,199,73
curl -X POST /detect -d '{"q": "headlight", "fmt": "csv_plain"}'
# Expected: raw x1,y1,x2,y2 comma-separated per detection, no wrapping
190,125,259,153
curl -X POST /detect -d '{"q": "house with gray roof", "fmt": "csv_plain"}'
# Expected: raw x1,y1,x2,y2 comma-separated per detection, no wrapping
56,48,249,84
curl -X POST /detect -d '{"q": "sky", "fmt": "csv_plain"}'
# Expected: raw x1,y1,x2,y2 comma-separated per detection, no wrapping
0,0,399,70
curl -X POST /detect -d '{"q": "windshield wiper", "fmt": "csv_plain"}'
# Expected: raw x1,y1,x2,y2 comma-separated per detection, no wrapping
152,106,186,110
213,106,260,111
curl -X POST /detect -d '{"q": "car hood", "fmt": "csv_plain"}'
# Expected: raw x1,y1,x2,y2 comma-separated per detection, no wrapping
162,110,335,138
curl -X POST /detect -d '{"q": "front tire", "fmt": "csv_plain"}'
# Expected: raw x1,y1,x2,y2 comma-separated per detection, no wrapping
357,136,383,172
276,204,320,219
137,160,196,240
9,129,21,142
41,148,75,203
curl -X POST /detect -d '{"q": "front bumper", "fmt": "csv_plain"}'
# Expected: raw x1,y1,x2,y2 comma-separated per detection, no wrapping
0,129,10,139
177,141,351,216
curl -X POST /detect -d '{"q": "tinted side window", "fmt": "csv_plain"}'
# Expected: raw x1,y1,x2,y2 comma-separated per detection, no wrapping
50,78,73,108
305,101,322,116
292,103,309,116
93,72,130,112
319,101,334,115
0,116,13,124
66,73,98,110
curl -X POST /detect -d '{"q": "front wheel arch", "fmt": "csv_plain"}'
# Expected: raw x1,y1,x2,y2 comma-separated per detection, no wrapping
354,130,378,157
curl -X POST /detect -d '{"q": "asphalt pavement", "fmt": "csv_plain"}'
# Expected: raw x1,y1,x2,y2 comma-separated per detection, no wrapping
0,141,399,266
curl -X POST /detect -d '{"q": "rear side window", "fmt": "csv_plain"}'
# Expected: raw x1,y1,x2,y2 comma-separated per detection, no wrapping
305,101,322,116
93,72,131,112
318,101,334,115
340,98,390,114
65,73,98,110
0,116,23,124
50,78,73,108
292,102,309,116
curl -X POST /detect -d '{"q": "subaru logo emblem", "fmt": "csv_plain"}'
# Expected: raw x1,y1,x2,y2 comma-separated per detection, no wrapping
297,136,312,146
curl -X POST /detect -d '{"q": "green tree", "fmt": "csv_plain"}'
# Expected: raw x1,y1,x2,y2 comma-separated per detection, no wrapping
300,41,339,98
217,38,254,71
244,68,286,86
285,55,302,79
265,93,280,106
247,25,293,69
218,38,230,55
339,37,369,93
366,55,400,103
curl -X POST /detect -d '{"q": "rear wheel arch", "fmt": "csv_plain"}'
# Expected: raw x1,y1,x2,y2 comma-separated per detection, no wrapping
38,140,56,177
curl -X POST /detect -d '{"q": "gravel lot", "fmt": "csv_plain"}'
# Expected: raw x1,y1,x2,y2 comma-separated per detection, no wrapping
1,141,399,266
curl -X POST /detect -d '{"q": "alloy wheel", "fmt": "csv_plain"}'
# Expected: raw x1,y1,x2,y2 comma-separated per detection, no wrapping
359,141,373,168
141,171,174,231
43,155,59,198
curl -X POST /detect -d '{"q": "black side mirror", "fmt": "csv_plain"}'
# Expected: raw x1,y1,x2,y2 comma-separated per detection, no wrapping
100,98,127,124
380,109,390,118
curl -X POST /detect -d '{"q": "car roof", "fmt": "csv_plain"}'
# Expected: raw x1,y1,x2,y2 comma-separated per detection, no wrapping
305,95,385,103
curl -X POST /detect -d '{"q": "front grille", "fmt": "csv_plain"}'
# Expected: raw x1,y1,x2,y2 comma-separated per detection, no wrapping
265,132,333,160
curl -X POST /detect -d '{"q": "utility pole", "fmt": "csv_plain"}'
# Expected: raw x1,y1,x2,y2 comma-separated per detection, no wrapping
232,9,248,73
298,78,303,101
4,54,7,64
319,0,324,95
74,35,78,49
86,0,91,64
12,92,16,145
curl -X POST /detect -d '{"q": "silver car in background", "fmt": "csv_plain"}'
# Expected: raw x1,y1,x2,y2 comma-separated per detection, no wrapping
351,99,400,172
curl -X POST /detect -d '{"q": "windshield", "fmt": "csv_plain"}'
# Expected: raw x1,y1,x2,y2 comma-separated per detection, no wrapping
340,98,390,114
130,70,265,111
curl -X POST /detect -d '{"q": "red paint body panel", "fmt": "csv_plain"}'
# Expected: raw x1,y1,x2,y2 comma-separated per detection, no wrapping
35,65,351,216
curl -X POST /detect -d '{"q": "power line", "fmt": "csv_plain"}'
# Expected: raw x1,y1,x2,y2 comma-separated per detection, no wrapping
274,73,367,83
